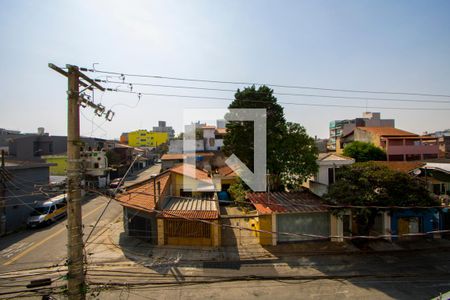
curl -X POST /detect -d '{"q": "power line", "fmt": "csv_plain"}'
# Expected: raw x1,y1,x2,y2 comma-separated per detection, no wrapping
82,67,450,98
87,188,450,241
106,88,450,111
99,79,450,104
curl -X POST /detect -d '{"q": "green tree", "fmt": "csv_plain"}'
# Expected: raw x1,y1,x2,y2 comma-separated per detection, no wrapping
280,122,318,189
223,85,317,190
324,162,437,235
228,179,248,207
343,141,386,162
223,85,286,174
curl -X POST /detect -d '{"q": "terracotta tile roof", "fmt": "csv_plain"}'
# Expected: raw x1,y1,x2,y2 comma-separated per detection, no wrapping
373,161,425,173
169,164,211,181
215,128,227,135
158,196,219,219
215,165,237,177
161,152,215,160
201,125,216,129
248,191,328,215
116,172,170,212
358,127,418,137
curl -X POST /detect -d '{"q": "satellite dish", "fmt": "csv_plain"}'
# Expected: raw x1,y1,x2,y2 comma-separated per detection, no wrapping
413,169,422,176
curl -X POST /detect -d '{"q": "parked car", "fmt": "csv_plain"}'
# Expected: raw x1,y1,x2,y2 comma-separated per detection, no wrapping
110,178,123,189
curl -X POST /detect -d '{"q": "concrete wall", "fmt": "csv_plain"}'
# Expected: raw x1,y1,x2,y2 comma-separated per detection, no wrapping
4,167,50,233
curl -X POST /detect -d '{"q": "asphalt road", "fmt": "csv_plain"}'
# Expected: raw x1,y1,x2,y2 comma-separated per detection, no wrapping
2,163,449,299
0,163,161,273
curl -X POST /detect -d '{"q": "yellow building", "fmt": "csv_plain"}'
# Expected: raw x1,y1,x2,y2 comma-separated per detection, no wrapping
116,164,221,247
42,155,67,176
127,130,169,147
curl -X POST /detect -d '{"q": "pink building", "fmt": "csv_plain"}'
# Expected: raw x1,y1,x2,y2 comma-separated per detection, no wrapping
339,127,439,161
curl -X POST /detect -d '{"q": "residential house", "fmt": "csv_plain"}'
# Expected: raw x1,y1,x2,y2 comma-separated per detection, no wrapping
117,172,171,243
1,160,54,234
372,161,448,239
116,164,221,247
164,123,228,172
104,142,144,179
161,152,215,171
328,112,395,151
337,127,439,161
247,191,344,245
424,129,450,158
438,136,450,159
213,165,238,202
80,149,110,188
304,153,355,197
390,208,441,239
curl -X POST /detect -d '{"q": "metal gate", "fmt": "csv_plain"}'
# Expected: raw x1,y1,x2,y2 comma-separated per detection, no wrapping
128,215,152,242
277,212,330,242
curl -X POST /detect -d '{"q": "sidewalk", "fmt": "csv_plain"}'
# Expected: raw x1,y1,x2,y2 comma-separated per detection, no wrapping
123,163,161,188
106,219,450,266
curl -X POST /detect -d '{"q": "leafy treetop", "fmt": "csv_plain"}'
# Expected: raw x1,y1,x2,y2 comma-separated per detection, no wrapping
343,141,386,162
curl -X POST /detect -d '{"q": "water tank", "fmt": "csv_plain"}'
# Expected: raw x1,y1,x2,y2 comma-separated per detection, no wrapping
38,127,45,135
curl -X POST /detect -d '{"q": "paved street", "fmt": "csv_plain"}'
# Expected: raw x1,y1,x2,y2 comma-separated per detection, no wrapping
1,162,450,299
0,164,160,273
124,163,161,187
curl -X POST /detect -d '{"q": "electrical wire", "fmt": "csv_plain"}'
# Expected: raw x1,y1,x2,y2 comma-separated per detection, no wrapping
87,188,450,241
105,88,450,111
100,79,450,104
84,154,145,243
82,67,450,98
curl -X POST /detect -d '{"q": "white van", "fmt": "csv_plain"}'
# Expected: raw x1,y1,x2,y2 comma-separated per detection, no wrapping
27,194,67,228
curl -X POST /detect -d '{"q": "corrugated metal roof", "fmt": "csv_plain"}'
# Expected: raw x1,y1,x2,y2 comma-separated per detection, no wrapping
159,210,218,219
159,196,219,219
248,191,328,215
423,163,450,174
163,196,217,211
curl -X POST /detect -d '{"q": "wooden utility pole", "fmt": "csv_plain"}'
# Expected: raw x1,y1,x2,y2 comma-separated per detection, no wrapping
66,65,85,300
49,63,108,299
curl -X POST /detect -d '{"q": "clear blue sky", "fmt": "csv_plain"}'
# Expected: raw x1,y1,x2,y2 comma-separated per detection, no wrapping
1,0,450,140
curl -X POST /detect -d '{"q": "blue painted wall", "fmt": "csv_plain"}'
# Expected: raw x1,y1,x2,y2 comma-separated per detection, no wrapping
391,209,441,238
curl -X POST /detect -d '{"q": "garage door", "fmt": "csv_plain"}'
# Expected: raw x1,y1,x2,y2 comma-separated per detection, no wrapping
128,215,152,242
277,213,330,242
